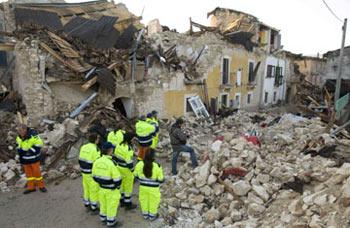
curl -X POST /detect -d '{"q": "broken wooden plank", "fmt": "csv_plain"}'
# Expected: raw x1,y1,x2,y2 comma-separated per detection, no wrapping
47,31,80,58
39,42,76,72
307,96,320,106
190,20,217,32
81,76,98,91
331,120,350,136
39,42,91,73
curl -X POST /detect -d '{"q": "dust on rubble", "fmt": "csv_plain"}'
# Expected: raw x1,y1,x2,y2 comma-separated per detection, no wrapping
1,109,350,227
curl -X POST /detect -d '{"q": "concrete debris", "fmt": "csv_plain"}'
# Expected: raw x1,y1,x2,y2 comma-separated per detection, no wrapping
15,176,27,188
195,160,210,188
4,169,15,182
47,169,64,180
231,180,251,196
160,110,350,227
203,208,220,224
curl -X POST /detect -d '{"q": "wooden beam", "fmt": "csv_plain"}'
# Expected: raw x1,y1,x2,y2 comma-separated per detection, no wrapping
39,42,75,72
81,76,97,91
307,96,320,106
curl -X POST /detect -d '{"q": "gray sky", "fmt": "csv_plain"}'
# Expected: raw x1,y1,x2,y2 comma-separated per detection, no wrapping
62,0,350,55
113,0,349,56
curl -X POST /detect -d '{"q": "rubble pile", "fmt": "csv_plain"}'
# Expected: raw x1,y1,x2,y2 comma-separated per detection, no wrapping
159,111,350,227
0,104,131,192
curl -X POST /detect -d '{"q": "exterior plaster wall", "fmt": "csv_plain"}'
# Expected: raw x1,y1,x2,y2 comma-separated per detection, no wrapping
324,47,350,82
260,55,286,106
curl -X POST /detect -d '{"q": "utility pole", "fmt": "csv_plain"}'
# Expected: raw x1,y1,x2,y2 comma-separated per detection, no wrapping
334,18,347,103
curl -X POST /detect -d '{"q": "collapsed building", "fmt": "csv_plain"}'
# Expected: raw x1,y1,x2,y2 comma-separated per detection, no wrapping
323,46,350,97
0,1,299,127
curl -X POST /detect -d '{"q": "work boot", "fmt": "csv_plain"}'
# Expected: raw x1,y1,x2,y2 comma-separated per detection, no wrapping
149,214,159,221
107,220,123,227
125,203,137,210
90,209,99,215
23,189,36,194
119,199,125,208
39,187,47,193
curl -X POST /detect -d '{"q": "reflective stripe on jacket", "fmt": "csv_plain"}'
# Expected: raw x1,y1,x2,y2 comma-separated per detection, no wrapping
79,143,100,174
133,161,164,188
92,155,122,190
114,143,134,170
135,120,156,146
16,128,43,165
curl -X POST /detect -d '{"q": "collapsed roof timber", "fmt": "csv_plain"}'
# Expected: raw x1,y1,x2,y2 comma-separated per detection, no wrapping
0,0,348,129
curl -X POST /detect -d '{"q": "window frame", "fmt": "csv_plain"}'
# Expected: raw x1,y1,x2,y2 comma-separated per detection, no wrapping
184,94,197,114
235,93,241,108
219,92,229,108
247,92,253,105
264,92,269,103
221,57,231,85
248,60,255,83
267,65,275,78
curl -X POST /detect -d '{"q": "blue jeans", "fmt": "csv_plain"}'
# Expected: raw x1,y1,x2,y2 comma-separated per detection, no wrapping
171,145,198,175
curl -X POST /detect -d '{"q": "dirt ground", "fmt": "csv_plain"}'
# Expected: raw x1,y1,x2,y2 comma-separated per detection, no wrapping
0,147,191,228
0,176,166,228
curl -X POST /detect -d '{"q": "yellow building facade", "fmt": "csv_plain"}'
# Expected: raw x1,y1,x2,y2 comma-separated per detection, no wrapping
163,46,263,118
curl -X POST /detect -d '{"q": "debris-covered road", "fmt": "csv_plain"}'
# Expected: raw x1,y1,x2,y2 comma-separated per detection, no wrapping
0,178,158,228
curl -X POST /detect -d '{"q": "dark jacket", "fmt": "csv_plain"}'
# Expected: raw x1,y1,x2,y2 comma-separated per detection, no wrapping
169,123,187,147
16,128,43,165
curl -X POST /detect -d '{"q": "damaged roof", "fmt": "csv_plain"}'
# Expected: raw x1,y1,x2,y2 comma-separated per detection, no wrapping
207,7,279,32
12,0,142,30
13,0,142,50
207,7,258,20
63,16,120,49
323,46,350,58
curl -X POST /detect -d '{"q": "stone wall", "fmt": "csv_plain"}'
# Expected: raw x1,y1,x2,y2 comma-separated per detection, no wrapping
13,41,54,126
13,41,95,125
324,47,350,82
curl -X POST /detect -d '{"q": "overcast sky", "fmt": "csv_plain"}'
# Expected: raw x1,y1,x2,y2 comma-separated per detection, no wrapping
115,0,350,55
61,0,350,55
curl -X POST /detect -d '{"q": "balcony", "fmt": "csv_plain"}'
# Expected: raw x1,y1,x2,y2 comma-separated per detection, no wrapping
220,83,233,90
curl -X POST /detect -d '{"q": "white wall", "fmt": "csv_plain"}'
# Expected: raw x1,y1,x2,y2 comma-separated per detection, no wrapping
261,55,286,106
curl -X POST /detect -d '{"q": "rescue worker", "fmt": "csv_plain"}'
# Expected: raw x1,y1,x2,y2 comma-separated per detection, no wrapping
134,149,164,220
135,115,156,160
113,132,137,210
107,123,125,147
89,119,108,147
147,110,160,149
92,142,123,227
79,133,101,211
16,124,47,194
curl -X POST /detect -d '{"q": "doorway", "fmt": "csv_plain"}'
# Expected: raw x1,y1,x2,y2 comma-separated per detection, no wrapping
112,97,133,118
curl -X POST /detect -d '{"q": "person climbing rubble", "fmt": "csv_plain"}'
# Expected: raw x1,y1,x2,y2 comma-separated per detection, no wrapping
113,132,137,210
92,142,122,227
169,118,198,175
134,149,164,221
16,124,47,194
78,133,101,212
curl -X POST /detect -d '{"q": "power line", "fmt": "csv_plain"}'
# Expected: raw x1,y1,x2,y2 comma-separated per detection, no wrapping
322,0,343,23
